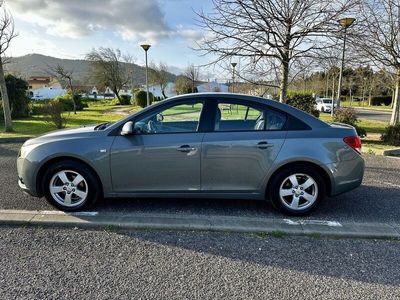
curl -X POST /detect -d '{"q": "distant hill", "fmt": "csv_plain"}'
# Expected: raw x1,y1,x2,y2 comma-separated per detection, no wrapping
5,54,177,87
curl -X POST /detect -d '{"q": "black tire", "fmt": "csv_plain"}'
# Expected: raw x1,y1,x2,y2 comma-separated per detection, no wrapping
42,160,100,211
268,165,326,216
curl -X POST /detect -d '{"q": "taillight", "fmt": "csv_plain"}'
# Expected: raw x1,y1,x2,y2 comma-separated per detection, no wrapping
343,136,362,154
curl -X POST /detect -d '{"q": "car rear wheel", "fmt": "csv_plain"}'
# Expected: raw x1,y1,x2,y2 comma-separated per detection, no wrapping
42,160,99,211
268,166,325,216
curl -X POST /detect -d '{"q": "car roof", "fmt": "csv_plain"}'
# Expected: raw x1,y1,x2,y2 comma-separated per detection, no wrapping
110,93,329,130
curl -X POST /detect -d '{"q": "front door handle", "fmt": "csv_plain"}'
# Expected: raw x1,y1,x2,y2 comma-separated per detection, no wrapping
257,141,273,149
177,145,196,152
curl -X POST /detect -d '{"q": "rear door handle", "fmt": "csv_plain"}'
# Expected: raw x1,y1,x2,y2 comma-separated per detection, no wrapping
177,145,197,152
257,141,273,149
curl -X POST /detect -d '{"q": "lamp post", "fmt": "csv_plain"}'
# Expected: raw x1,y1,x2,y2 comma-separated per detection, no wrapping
231,62,237,93
140,44,151,107
335,17,356,115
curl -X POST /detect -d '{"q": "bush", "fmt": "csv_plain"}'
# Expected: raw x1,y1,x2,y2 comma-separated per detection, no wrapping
333,107,358,126
42,100,68,129
119,94,131,105
333,107,366,137
381,124,400,146
370,96,392,106
134,90,154,108
54,94,87,112
2,75,30,118
286,94,320,117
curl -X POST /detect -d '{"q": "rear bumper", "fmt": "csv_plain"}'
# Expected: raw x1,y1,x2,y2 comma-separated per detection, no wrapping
328,155,365,196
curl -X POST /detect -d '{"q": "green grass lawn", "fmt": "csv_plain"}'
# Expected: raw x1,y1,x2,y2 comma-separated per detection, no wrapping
1,100,398,155
341,100,392,111
0,102,140,138
319,113,397,154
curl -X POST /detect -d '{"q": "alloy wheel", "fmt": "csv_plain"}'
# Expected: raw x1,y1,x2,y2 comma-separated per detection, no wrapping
279,173,318,211
49,170,88,208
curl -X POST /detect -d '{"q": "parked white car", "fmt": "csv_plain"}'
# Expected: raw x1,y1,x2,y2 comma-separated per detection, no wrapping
315,98,337,113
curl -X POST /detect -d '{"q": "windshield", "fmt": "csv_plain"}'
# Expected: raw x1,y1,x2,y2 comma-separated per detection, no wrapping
323,100,332,104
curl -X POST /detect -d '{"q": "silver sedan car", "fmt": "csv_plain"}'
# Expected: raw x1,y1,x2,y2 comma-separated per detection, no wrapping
17,93,364,215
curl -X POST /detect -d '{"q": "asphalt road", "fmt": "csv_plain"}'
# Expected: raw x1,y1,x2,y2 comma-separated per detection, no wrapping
355,108,391,122
320,108,392,122
1,143,400,224
0,226,399,299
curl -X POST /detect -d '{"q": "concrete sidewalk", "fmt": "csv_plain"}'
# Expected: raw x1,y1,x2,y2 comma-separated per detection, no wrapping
1,209,400,239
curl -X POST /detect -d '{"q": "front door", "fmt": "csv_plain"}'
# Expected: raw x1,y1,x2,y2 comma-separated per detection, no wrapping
110,100,205,193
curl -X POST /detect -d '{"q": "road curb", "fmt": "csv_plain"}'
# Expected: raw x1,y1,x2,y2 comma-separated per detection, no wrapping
383,148,400,158
1,210,399,239
0,137,32,144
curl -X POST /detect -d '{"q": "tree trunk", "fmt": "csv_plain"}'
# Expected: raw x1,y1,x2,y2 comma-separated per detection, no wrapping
68,78,77,114
390,68,400,125
114,88,121,104
161,89,167,99
0,57,12,132
279,57,289,103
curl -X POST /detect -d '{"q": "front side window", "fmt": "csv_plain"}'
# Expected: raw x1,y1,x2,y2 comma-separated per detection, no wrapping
134,102,204,134
214,102,286,131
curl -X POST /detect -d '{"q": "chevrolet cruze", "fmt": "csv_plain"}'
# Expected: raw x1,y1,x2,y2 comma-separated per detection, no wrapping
17,93,364,215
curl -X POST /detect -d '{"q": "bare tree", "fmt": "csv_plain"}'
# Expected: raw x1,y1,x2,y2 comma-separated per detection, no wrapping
197,0,358,103
352,0,400,125
174,76,192,95
150,62,169,99
184,64,200,93
86,48,133,104
48,65,77,114
0,6,17,132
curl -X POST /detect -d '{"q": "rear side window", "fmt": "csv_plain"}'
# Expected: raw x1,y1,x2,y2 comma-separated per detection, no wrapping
214,101,287,132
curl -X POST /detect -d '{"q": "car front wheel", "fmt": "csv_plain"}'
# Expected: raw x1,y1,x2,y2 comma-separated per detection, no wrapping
42,160,100,211
268,166,325,216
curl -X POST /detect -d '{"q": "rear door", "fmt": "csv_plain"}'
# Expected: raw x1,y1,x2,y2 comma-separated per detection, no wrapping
201,98,287,193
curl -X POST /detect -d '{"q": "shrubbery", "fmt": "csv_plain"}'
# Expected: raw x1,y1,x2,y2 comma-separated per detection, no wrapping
333,107,367,137
371,96,392,106
54,94,87,112
286,94,320,117
41,100,68,129
1,75,30,118
333,107,358,125
119,94,131,105
381,124,400,146
134,90,154,108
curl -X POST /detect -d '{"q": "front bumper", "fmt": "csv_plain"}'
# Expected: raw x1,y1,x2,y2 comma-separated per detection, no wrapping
17,157,41,197
18,178,37,197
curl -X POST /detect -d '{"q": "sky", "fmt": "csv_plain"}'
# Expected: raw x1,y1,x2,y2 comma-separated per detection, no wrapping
6,0,221,77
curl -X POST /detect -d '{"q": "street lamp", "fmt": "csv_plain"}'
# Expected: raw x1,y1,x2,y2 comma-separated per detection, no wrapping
335,17,356,115
231,62,237,93
140,44,151,107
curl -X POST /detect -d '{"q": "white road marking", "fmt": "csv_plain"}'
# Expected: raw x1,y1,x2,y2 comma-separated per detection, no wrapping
284,219,342,227
0,209,98,216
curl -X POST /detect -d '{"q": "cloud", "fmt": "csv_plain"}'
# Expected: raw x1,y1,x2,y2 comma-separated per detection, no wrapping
8,0,170,41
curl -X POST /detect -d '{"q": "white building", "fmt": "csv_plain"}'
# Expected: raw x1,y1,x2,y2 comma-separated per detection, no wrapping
147,82,177,98
31,87,66,100
197,80,229,93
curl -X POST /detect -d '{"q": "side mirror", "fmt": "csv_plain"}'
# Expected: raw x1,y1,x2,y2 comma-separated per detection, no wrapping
156,113,164,122
121,121,134,136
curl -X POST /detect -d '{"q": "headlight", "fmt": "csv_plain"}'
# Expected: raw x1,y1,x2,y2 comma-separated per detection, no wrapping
19,144,38,158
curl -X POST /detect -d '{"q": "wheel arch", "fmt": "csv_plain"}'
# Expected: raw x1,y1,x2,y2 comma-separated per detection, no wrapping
36,156,104,198
266,161,333,197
